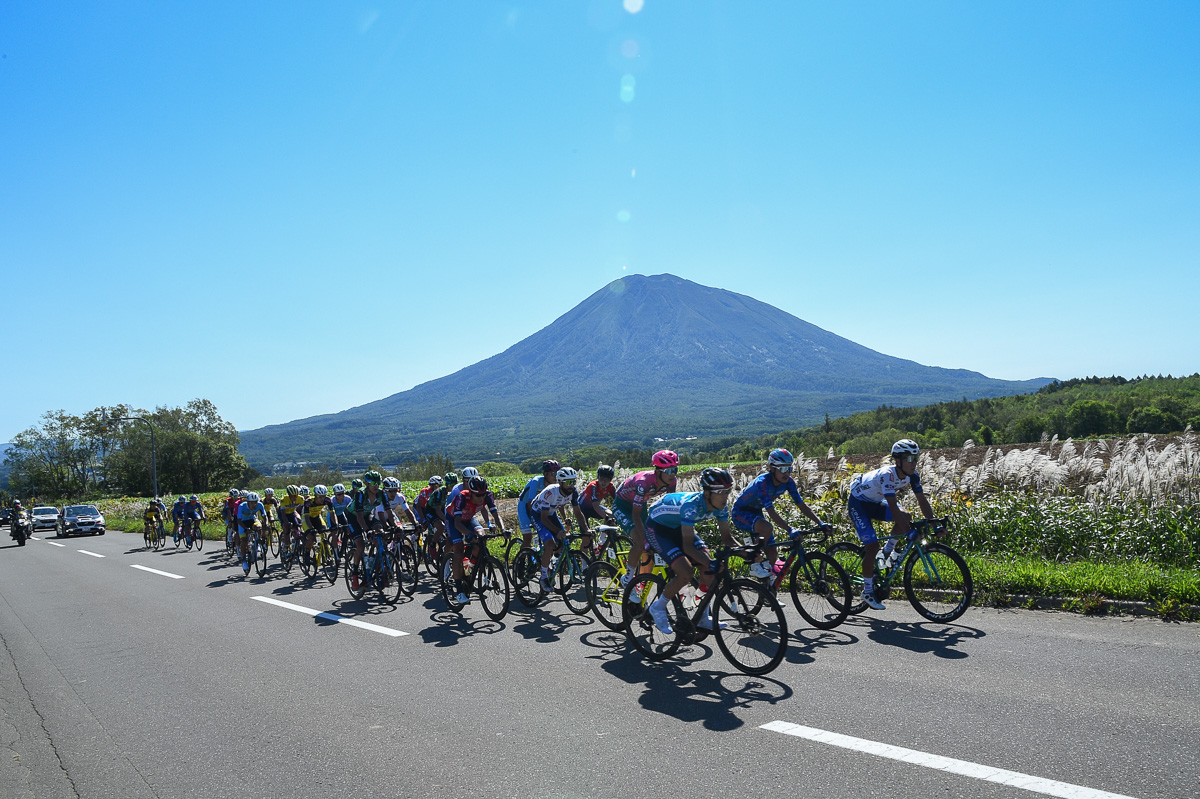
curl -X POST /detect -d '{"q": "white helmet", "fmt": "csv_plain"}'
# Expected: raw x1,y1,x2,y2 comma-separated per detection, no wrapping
264,487,275,497
556,467,578,484
332,483,346,493
891,439,920,457
246,492,260,503
314,484,328,496
299,485,310,496
461,467,480,480
382,476,401,490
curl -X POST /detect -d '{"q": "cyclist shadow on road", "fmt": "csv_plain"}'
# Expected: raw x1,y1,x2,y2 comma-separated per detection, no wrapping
844,618,984,659
785,626,858,666
508,603,594,644
416,611,505,647
580,630,793,731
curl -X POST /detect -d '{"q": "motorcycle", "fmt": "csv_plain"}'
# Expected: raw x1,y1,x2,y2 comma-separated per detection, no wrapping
10,510,29,546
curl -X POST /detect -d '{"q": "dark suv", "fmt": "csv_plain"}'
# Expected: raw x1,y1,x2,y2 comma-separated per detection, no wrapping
59,505,106,537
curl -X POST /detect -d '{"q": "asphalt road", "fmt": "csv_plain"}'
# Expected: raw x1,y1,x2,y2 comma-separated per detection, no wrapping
1,527,1197,799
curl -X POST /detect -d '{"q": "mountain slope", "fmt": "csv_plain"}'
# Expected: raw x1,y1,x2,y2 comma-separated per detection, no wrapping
239,274,1052,466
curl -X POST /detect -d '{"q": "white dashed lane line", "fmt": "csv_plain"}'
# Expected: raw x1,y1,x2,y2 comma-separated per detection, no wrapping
250,596,409,638
77,550,106,558
131,564,185,580
760,721,1138,799
44,540,66,547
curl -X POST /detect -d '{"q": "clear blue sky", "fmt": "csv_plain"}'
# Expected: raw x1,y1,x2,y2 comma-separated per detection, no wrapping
3,1,1197,442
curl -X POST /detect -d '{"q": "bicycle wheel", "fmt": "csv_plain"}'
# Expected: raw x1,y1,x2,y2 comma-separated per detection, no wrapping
194,524,203,551
424,535,445,578
344,553,368,600
439,555,465,612
504,536,524,569
299,539,316,578
183,525,193,551
320,537,338,585
269,525,280,557
477,555,511,621
585,560,626,631
904,543,973,622
790,552,851,630
143,528,152,550
172,527,180,549
624,573,682,661
512,546,545,608
559,551,591,616
398,542,418,597
253,532,270,577
713,578,788,676
379,549,402,604
828,542,869,615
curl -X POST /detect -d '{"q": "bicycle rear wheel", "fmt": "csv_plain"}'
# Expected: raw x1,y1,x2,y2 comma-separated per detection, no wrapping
439,555,465,612
194,524,203,551
558,551,591,615
512,546,545,608
253,531,269,577
318,537,336,585
904,543,973,622
828,542,869,615
477,555,511,621
424,534,445,578
790,552,851,630
713,578,787,676
624,573,682,661
344,553,367,600
398,542,418,597
585,561,625,631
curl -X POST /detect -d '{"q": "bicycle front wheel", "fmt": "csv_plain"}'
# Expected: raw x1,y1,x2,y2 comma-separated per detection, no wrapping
269,526,280,556
319,538,338,585
477,555,511,621
398,542,418,597
624,573,682,660
714,578,788,676
512,546,545,608
585,561,625,631
828,542,869,615
379,548,402,604
195,526,203,551
439,555,464,612
254,532,270,577
790,552,851,630
904,543,973,622
558,551,591,615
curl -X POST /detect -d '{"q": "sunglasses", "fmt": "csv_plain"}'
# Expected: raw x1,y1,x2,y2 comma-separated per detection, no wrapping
707,488,731,495
773,464,794,473
660,466,678,475
470,490,486,498
901,455,918,463
559,479,576,488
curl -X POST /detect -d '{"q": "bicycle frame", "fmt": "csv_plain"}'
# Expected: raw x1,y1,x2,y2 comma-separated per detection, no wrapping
868,518,949,594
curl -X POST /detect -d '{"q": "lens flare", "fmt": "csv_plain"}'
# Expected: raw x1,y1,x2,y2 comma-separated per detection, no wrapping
617,210,631,223
620,74,636,103
624,0,644,13
621,39,639,58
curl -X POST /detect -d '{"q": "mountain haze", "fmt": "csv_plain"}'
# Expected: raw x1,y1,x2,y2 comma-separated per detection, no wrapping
239,274,1052,467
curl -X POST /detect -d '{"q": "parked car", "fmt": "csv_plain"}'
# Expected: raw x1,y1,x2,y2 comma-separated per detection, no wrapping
30,506,61,533
59,505,106,537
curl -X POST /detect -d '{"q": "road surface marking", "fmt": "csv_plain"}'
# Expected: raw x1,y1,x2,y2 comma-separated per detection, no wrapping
760,721,1138,799
45,540,66,547
250,596,408,638
131,564,185,580
78,549,105,558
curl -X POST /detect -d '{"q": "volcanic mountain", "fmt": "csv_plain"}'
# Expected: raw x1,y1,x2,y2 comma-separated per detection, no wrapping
238,274,1051,467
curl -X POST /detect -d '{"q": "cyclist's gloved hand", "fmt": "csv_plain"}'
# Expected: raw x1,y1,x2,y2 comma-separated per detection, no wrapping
933,523,946,536
819,522,833,534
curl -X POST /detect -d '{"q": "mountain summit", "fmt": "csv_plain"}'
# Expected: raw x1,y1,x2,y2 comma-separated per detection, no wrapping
239,274,1051,466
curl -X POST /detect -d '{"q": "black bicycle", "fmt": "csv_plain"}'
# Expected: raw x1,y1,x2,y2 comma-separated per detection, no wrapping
439,530,512,621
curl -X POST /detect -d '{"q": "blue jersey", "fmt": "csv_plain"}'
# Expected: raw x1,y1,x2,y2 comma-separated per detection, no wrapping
185,500,203,518
237,501,265,522
519,476,546,507
733,473,805,514
647,492,729,529
446,482,465,511
172,501,187,520
330,493,354,518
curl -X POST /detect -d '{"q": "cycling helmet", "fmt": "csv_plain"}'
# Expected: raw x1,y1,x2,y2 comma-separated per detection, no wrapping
556,467,578,484
461,466,480,480
428,476,444,487
299,485,310,496
363,470,382,485
597,464,615,480
246,492,260,503
13,500,20,506
542,459,561,473
177,495,186,502
767,448,794,468
444,472,459,486
351,478,365,490
189,494,198,501
264,487,275,497
314,484,328,496
147,499,156,506
229,488,238,497
466,476,488,493
699,467,734,490
891,439,920,457
652,450,679,469
382,476,401,490
332,483,346,493
286,484,300,496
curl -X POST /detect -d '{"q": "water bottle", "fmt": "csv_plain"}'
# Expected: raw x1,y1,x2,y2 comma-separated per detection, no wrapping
597,529,608,546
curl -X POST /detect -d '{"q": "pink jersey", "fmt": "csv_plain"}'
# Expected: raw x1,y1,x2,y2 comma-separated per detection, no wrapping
615,470,674,509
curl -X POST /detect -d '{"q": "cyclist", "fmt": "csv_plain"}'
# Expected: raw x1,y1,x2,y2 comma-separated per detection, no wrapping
445,467,479,513
183,494,206,543
733,448,831,578
518,459,560,546
170,495,188,538
531,467,590,592
261,487,280,527
446,476,505,604
153,496,167,519
414,476,448,545
221,489,240,548
235,491,267,573
348,471,387,589
613,450,679,588
328,483,355,549
847,439,937,610
575,464,616,524
374,477,418,530
302,485,335,559
641,468,738,635
142,500,164,544
278,485,305,556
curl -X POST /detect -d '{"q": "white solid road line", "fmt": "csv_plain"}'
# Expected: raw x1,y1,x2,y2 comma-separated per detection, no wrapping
45,540,66,547
131,564,185,580
760,721,1139,799
78,549,106,558
250,596,409,638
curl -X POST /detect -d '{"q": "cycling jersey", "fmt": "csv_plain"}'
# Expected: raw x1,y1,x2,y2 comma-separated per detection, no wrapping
171,501,187,520
445,482,465,512
374,491,410,521
143,508,160,523
646,492,729,529
354,488,386,522
531,484,577,514
848,465,924,504
330,493,354,519
305,496,333,520
615,470,673,510
733,473,804,513
237,501,265,523
518,476,545,508
414,486,432,512
575,480,615,507
280,495,305,517
184,501,203,519
449,489,496,523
